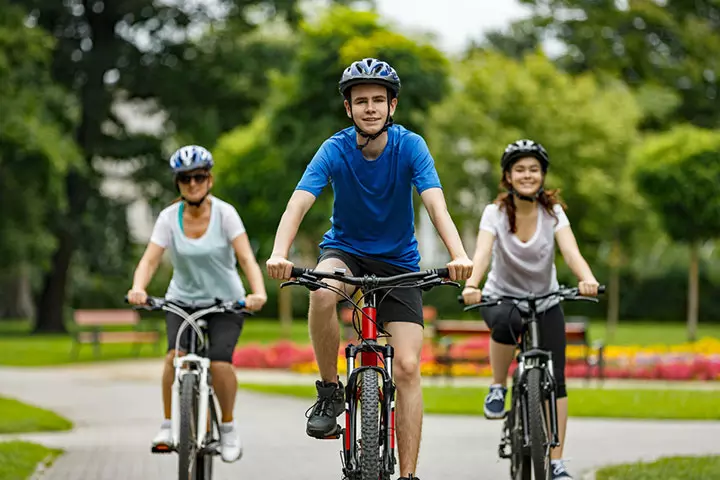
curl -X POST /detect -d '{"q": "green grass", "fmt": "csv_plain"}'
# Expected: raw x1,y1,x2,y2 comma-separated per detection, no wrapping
0,397,72,434
237,383,720,420
585,319,720,346
595,455,720,480
0,441,61,480
0,319,309,366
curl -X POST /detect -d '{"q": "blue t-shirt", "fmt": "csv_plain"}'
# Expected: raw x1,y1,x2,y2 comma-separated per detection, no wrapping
295,124,442,271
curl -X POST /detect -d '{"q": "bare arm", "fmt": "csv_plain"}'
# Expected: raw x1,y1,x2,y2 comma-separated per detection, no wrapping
555,225,598,286
464,230,495,288
270,190,317,258
420,187,468,260
420,187,473,280
232,233,267,297
131,242,166,291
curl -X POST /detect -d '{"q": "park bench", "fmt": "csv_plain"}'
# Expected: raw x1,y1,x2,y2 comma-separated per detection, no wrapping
428,316,605,381
70,309,162,358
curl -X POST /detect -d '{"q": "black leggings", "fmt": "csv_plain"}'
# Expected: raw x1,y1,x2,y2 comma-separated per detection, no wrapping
482,303,567,398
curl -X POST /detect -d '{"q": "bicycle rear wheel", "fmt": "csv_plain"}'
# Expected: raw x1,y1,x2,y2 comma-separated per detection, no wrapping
526,368,550,480
179,373,199,480
360,369,380,480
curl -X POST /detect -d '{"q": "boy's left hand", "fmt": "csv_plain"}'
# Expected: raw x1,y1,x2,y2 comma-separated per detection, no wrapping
447,256,474,282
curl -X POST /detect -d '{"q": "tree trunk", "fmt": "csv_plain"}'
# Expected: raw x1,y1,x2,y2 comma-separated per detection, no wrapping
278,285,293,338
686,241,700,342
33,230,75,334
606,239,621,343
0,264,35,319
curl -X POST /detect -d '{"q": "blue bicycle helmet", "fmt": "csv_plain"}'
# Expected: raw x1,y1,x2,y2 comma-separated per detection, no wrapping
169,145,214,174
338,58,401,99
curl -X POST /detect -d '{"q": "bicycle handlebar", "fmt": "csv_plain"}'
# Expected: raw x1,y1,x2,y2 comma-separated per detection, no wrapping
284,266,457,292
124,296,250,315
457,285,606,311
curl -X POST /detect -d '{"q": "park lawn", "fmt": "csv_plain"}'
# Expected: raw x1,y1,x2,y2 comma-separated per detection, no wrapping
0,441,61,480
0,318,308,366
0,397,73,434
237,383,720,420
595,455,720,480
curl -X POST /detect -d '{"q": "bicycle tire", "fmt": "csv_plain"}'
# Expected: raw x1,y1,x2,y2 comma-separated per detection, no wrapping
360,369,380,480
196,393,215,480
509,380,531,480
179,373,198,480
526,368,550,480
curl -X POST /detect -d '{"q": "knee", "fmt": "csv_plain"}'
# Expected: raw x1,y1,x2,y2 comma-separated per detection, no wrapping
165,349,184,365
310,288,338,311
393,355,420,385
490,321,521,345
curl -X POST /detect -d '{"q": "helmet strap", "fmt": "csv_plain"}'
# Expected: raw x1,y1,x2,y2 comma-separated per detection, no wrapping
510,186,544,203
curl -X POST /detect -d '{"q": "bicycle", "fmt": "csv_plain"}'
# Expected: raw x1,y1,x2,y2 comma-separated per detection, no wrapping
126,296,249,480
283,266,458,480
460,286,604,480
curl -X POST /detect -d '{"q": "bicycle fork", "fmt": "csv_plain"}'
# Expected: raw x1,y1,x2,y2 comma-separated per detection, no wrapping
516,352,561,448
341,340,397,478
171,354,213,449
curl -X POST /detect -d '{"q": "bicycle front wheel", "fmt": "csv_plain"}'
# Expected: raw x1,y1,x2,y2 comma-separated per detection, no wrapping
178,373,199,480
509,371,531,480
360,369,380,480
526,368,550,480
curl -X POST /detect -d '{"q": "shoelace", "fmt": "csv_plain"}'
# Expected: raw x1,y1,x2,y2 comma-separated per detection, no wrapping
305,395,335,419
487,387,505,403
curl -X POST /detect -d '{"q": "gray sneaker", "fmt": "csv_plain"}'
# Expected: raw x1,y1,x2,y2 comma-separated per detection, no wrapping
483,384,507,419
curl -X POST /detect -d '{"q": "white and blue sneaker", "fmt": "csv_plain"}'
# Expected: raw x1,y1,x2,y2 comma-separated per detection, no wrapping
551,459,573,479
483,384,507,419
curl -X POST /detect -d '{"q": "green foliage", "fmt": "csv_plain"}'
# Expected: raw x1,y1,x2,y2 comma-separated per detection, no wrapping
596,455,720,480
427,51,641,249
632,125,720,243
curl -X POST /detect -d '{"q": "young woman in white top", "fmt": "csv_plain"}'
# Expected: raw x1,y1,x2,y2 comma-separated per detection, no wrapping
461,139,600,480
127,145,267,463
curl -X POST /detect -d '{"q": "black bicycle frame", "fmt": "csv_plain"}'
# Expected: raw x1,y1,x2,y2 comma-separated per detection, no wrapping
514,294,560,449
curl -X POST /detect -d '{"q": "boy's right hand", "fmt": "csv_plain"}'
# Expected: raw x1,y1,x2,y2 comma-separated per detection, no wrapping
461,286,482,305
127,288,148,305
266,255,294,280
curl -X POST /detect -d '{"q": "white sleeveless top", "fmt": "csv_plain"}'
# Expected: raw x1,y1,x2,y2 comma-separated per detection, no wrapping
149,196,247,304
479,202,570,313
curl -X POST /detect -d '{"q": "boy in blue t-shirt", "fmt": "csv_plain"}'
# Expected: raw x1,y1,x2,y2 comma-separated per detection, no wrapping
266,58,473,480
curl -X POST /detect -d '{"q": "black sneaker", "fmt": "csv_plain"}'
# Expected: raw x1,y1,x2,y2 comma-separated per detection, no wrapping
306,379,344,438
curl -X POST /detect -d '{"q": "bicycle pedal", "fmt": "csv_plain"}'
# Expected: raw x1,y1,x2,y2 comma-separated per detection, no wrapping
151,444,174,454
315,426,343,440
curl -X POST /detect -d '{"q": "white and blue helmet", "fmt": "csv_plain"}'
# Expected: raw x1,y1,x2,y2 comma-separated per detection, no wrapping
169,145,214,174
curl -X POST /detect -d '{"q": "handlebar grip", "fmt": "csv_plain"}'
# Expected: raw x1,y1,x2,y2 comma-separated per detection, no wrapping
436,268,449,278
290,267,307,278
598,285,606,294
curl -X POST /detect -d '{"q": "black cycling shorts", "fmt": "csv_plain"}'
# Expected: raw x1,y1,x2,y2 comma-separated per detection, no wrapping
165,310,245,363
317,248,424,327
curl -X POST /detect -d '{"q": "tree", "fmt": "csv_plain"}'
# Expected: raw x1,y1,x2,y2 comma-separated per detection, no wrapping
426,51,641,326
631,125,720,341
0,3,81,318
519,0,720,129
9,0,308,332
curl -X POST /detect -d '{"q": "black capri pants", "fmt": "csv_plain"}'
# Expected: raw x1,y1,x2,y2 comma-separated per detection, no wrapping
482,302,568,398
165,310,245,363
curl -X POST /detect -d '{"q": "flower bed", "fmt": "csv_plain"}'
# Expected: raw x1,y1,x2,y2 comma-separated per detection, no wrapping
232,337,720,381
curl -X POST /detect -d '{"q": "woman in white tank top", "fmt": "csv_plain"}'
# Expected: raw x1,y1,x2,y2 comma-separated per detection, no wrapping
461,140,600,480
126,145,267,464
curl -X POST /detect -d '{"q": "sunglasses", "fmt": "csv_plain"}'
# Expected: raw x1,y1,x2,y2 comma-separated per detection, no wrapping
177,173,209,184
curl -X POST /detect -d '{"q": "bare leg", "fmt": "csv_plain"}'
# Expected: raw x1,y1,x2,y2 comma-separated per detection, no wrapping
385,322,424,477
551,397,568,460
308,257,354,384
211,361,237,423
490,338,516,386
161,350,185,419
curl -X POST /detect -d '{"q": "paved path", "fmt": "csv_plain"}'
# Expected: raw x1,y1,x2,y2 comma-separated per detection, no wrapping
1,361,719,480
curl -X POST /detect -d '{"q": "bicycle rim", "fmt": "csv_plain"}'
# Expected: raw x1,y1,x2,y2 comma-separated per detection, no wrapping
526,368,550,480
359,369,380,480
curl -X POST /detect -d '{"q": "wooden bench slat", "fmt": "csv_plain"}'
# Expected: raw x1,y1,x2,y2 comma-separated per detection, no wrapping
73,309,140,326
77,331,159,344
